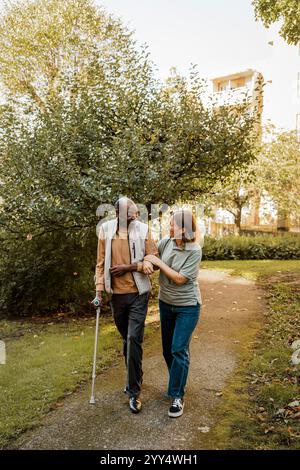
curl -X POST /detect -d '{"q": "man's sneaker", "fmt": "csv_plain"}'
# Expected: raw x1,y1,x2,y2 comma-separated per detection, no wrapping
168,398,184,418
129,397,142,414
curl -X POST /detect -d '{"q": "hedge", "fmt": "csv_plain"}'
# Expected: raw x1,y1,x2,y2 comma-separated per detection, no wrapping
202,234,300,260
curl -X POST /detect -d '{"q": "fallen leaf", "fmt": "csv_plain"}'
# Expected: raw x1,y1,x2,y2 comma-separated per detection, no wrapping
257,414,266,422
287,400,300,408
264,426,274,434
198,426,210,433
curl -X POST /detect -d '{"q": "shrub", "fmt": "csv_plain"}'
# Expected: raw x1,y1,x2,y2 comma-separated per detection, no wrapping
0,231,96,316
202,234,300,260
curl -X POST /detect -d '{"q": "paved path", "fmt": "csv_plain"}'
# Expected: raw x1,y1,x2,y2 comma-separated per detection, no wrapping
9,269,265,450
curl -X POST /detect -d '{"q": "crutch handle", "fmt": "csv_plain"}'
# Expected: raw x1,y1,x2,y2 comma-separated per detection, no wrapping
91,297,101,308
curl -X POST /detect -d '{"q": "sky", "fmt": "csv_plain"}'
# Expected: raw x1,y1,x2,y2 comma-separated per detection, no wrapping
98,0,299,130
0,0,298,130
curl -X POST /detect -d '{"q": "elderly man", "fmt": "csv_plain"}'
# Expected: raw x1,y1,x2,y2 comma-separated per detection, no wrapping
93,197,158,413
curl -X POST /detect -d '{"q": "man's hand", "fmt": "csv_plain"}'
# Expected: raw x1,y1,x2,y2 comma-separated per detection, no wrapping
91,290,103,308
110,264,131,277
142,260,154,275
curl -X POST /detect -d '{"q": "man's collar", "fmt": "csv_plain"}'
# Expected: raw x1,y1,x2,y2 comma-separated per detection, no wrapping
116,218,137,233
171,237,199,251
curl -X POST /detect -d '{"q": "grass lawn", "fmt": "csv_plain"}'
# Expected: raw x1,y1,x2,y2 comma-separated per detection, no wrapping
0,304,159,449
202,259,300,449
201,259,300,280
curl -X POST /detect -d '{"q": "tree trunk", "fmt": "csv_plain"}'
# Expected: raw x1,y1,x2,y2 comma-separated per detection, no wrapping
236,207,242,234
277,208,290,232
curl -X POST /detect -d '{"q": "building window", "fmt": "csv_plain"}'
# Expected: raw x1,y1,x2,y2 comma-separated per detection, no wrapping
230,78,246,89
217,80,228,92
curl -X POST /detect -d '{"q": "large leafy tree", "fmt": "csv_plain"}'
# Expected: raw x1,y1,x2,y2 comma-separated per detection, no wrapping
252,0,300,45
0,0,260,315
204,128,300,233
258,129,300,229
203,167,258,234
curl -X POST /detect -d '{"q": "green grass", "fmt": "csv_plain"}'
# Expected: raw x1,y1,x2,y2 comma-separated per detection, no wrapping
202,260,300,450
201,259,300,280
0,316,122,448
0,307,160,449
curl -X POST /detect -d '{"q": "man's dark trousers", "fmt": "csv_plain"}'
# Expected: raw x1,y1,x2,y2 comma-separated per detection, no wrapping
110,292,149,398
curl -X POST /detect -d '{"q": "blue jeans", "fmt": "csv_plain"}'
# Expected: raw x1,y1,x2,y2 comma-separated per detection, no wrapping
159,299,201,398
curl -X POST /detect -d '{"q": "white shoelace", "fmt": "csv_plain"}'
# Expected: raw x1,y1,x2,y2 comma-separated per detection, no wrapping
172,398,182,408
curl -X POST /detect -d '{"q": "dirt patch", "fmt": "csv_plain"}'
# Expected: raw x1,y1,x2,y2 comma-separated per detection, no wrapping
264,272,300,287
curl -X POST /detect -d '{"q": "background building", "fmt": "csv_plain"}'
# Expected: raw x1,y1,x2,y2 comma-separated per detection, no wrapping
211,69,264,118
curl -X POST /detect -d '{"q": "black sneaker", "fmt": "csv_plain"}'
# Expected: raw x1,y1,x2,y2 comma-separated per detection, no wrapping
168,398,184,418
129,397,142,414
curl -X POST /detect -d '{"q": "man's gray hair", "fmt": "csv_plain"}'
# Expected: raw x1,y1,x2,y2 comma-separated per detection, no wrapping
114,197,136,212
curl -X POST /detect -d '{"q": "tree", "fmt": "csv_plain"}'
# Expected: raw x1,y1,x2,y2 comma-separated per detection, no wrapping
252,0,300,45
0,0,260,315
257,129,300,230
205,128,300,234
203,166,258,234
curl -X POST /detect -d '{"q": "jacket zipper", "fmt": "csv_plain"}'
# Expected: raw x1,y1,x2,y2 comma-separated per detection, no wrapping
128,236,140,291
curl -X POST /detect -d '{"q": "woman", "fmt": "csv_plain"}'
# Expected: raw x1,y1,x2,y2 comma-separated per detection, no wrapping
144,209,202,418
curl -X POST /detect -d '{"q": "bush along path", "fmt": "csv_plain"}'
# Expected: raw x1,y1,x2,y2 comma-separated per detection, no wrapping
6,268,265,450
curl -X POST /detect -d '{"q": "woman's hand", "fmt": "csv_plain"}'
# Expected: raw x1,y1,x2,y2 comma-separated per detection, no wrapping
144,254,162,267
142,260,154,275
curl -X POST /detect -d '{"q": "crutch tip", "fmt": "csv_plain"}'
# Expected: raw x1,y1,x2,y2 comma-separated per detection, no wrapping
89,397,96,404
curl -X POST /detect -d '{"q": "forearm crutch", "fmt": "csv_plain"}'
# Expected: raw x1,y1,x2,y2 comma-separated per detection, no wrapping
89,302,101,404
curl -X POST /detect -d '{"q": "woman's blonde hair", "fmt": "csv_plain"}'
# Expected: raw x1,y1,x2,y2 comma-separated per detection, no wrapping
172,209,200,243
